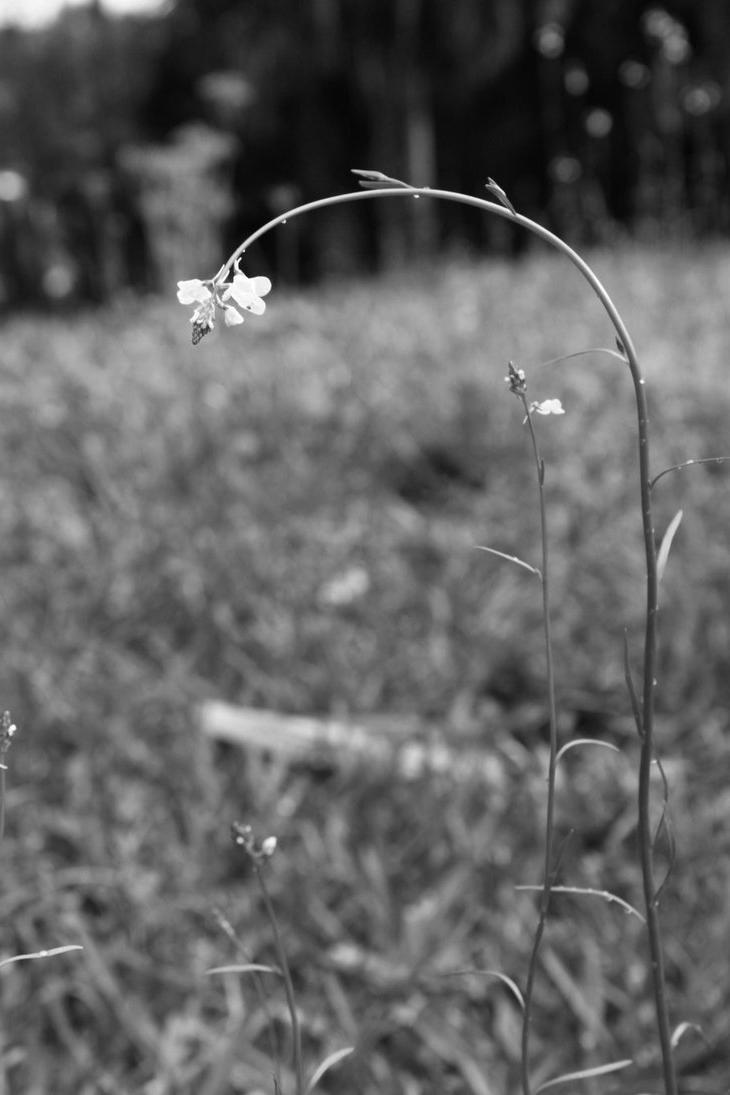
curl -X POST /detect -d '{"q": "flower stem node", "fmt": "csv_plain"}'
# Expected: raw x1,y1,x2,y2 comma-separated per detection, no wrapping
177,264,272,345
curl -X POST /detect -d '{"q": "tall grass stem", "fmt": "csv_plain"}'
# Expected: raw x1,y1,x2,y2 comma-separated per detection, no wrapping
254,861,304,1095
517,395,560,1095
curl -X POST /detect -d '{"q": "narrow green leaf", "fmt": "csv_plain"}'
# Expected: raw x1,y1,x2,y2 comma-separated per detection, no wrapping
650,455,730,490
351,168,411,189
535,1058,633,1093
486,177,517,215
304,1046,355,1094
555,738,620,763
206,963,282,977
657,509,683,583
535,347,628,371
623,628,643,738
444,968,525,1010
670,1020,705,1049
515,885,645,923
474,545,541,578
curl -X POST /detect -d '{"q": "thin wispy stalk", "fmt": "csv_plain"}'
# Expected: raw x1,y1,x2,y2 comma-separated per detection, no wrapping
0,766,6,846
212,907,281,1079
253,860,304,1095
513,388,561,1095
0,712,18,846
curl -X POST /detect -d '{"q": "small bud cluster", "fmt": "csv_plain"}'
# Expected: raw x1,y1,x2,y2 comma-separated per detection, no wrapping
505,361,565,421
230,821,278,863
505,360,528,396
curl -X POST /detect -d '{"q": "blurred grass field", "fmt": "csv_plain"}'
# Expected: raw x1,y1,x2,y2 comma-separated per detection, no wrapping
1,243,729,1094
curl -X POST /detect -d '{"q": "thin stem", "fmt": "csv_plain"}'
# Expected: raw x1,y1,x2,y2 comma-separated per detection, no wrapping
213,908,281,1079
223,184,677,1095
0,767,6,845
518,401,560,1095
623,349,678,1095
254,862,304,1095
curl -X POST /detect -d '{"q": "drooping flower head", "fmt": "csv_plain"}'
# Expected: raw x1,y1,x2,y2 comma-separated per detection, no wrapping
177,261,272,345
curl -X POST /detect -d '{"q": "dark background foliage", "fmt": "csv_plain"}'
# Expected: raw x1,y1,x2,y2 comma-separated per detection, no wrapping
1,0,729,303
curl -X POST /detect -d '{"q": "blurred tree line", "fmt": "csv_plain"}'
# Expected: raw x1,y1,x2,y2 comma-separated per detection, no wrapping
1,0,729,307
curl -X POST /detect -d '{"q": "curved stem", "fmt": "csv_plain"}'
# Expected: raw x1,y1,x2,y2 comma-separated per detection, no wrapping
223,186,639,360
224,185,677,1095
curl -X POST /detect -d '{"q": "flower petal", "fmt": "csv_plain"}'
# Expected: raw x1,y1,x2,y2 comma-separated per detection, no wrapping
250,276,272,297
532,398,565,416
224,272,271,309
177,279,212,305
224,281,267,314
222,280,249,307
224,305,244,326
243,296,266,315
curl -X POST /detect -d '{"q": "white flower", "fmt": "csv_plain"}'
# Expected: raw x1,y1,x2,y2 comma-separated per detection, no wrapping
177,279,212,305
177,266,272,344
223,272,272,316
530,399,565,416
260,836,278,858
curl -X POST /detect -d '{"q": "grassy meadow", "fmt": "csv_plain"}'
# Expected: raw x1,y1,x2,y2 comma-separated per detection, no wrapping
1,242,729,1093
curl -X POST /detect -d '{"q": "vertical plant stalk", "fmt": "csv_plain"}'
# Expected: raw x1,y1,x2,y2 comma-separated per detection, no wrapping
0,766,6,846
514,385,561,1095
625,348,678,1095
0,712,16,847
217,183,678,1095
253,860,304,1095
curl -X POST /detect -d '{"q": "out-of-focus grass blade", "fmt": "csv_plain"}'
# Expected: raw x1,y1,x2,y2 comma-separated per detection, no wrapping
0,945,83,970
206,963,281,977
657,509,683,583
555,738,620,763
535,1058,633,1092
304,1046,354,1094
